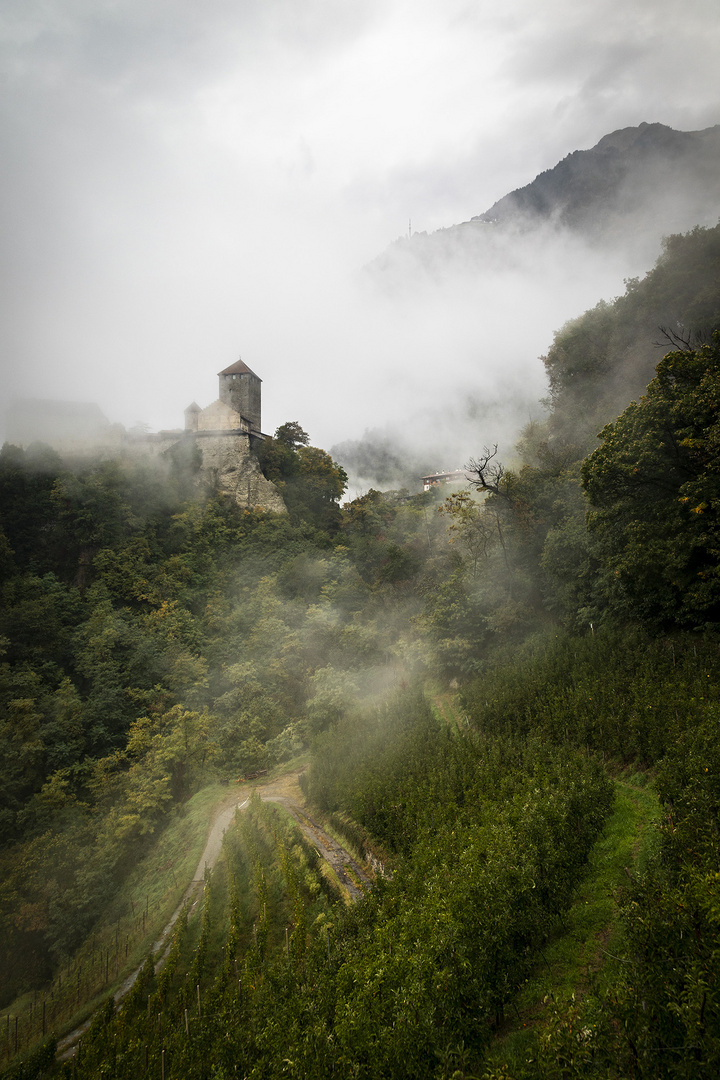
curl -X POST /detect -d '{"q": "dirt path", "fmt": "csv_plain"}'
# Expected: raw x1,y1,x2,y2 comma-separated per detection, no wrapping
261,792,371,901
58,770,369,1057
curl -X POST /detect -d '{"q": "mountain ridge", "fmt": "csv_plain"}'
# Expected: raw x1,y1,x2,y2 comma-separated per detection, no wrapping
474,121,720,232
368,121,720,282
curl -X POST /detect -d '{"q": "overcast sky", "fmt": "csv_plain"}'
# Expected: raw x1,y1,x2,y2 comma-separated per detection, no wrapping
1,0,719,457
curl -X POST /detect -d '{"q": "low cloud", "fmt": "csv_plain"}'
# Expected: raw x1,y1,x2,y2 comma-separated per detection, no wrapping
1,0,719,462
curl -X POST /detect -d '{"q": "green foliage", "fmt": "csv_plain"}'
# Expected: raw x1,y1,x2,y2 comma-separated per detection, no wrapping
436,229,720,638
544,223,720,438
461,631,720,1078
255,423,348,531
0,435,419,999
44,691,610,1080
0,443,63,577
274,420,310,447
4,223,720,1074
0,1037,57,1080
581,334,720,626
461,627,720,765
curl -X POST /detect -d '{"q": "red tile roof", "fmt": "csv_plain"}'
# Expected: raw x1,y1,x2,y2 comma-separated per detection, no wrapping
217,359,261,379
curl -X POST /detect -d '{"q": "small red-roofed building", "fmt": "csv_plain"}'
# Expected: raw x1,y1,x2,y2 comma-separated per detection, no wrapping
421,469,468,492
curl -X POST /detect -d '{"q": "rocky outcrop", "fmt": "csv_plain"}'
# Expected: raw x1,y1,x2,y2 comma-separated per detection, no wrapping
195,433,286,513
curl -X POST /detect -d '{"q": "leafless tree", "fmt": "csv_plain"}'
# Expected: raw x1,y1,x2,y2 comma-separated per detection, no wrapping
465,445,508,498
654,325,713,351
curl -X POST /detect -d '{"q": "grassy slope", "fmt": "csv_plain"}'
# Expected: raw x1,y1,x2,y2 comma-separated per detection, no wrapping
486,769,661,1074
3,783,231,1056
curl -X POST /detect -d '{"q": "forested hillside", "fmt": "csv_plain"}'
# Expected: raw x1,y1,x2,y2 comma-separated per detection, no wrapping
2,223,720,1078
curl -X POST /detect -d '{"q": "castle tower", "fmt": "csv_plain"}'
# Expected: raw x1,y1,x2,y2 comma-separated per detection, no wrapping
184,401,201,432
218,358,261,433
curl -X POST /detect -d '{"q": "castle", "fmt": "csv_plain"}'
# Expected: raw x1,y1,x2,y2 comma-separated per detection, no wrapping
5,359,286,513
184,358,262,436
176,358,285,512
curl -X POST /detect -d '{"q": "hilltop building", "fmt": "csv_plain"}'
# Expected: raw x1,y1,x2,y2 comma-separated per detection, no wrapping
421,469,469,492
174,357,283,511
4,357,285,513
4,399,116,448
184,359,262,436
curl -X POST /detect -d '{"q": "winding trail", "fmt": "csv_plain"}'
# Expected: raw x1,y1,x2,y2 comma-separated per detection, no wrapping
57,770,370,1058
254,772,371,902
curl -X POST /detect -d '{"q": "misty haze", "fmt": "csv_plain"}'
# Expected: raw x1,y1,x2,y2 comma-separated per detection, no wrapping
2,1,720,1077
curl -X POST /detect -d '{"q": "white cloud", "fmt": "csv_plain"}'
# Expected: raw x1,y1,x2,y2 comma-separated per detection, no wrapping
0,0,718,457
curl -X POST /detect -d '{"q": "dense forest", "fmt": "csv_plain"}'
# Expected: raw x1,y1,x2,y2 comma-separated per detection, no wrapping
1,222,720,1078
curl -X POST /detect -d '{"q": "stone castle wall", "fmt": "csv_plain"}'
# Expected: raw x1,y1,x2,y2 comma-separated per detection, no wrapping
192,432,285,513
195,400,250,433
7,424,286,514
119,430,286,513
6,369,283,512
220,370,261,432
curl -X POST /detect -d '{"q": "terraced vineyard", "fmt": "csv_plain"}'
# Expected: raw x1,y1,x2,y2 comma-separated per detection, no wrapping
53,791,353,1079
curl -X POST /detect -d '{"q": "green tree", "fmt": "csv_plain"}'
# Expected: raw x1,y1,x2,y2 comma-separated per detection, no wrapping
275,421,310,447
255,423,347,531
439,490,492,577
293,444,348,530
581,334,720,626
0,442,63,574
543,223,720,446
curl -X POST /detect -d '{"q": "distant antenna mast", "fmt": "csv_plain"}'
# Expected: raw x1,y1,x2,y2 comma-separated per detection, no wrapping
408,218,412,238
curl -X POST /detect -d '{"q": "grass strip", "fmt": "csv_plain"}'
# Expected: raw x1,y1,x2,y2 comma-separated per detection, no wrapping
488,769,661,1072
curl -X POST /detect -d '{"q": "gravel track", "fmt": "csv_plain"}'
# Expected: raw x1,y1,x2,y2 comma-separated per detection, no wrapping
58,772,368,1058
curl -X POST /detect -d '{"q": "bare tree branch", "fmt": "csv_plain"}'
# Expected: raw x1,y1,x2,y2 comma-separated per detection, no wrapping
465,445,508,498
655,325,695,351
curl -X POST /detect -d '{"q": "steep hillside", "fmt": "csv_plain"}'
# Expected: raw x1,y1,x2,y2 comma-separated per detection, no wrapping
477,122,720,237
543,222,720,443
369,123,720,284
343,222,720,492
